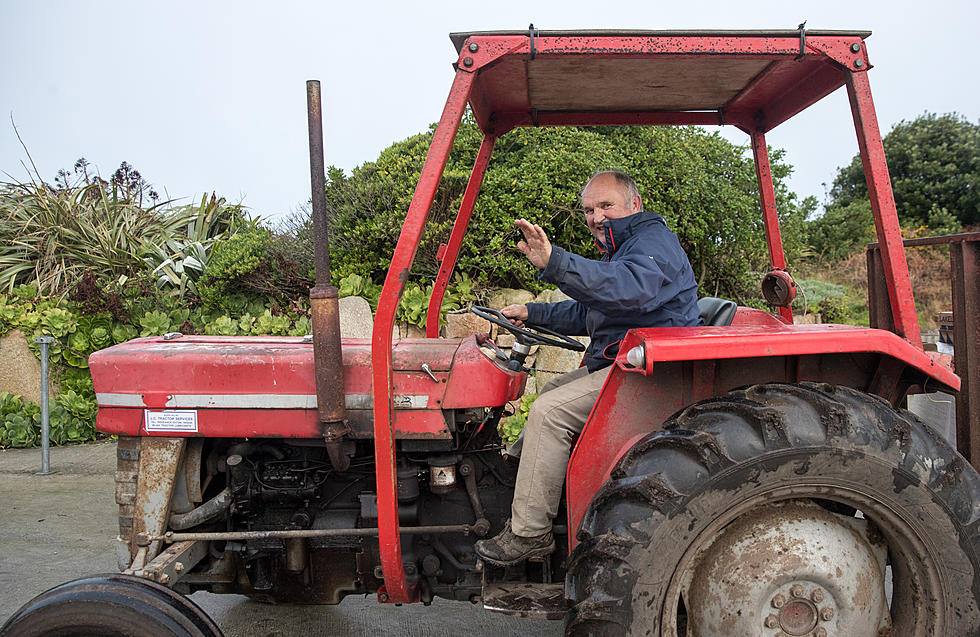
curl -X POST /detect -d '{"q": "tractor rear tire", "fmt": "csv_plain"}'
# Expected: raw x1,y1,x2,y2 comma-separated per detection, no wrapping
565,382,980,636
0,574,223,637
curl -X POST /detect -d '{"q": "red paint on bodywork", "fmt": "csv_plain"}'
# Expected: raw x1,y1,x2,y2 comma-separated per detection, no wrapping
370,68,477,603
750,130,794,324
425,135,497,337
846,70,921,346
90,335,522,439
732,307,790,327
564,323,959,548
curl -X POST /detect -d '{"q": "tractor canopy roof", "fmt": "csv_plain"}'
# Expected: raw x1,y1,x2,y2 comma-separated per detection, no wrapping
448,29,872,134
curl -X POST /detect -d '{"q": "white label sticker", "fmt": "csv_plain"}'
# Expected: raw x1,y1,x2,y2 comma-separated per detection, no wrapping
145,409,199,433
392,394,429,409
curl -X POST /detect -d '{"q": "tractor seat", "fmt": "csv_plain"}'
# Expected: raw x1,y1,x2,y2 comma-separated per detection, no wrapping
698,297,737,326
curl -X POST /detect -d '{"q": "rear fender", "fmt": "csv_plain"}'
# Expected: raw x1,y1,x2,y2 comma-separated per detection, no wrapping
565,323,959,549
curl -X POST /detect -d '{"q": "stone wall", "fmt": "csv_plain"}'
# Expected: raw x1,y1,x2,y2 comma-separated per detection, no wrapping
0,330,53,404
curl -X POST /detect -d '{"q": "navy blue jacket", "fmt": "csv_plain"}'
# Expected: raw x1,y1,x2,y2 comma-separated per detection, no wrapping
526,211,700,372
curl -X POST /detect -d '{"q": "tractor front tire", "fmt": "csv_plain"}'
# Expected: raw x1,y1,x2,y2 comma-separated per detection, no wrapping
0,574,222,637
566,382,980,636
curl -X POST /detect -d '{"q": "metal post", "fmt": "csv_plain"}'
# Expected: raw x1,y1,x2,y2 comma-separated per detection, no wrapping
34,336,55,475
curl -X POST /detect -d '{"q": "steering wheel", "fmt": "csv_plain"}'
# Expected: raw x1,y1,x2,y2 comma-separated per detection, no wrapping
470,306,586,352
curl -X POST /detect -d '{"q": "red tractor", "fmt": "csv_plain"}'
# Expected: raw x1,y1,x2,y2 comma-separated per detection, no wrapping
4,29,980,637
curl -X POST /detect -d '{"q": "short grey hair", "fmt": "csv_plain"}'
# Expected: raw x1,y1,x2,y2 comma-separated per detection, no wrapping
581,170,642,211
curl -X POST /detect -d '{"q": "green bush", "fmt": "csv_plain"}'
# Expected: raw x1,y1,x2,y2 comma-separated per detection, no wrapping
0,389,97,449
323,115,813,304
817,297,847,323
336,273,476,328
805,200,875,261
197,222,314,312
198,224,270,310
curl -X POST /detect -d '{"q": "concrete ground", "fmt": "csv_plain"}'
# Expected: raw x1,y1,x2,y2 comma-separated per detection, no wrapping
0,442,562,636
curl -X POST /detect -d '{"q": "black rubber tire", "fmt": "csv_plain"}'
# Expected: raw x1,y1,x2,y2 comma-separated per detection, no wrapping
565,382,980,636
0,574,223,637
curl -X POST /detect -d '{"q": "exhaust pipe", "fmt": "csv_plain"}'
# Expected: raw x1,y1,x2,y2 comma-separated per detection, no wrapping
306,80,350,471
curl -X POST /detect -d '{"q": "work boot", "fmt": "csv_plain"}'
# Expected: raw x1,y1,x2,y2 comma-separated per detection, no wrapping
474,520,554,566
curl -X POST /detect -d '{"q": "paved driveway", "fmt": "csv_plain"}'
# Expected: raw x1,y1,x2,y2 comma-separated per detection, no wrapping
0,442,562,636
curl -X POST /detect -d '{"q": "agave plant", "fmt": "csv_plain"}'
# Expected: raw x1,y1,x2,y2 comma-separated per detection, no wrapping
141,194,249,298
0,180,249,299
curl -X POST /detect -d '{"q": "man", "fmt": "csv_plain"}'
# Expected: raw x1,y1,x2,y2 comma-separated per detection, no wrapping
474,169,700,566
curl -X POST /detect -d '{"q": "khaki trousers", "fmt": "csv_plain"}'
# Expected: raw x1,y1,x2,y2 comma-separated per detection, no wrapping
510,365,612,537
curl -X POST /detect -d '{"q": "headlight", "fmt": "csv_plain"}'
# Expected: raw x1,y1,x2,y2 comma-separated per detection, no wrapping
625,345,645,369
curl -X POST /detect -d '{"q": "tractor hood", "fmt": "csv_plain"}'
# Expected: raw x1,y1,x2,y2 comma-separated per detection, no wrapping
89,334,525,439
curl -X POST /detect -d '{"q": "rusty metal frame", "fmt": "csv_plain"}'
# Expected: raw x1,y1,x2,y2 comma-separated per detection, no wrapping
129,437,186,569
950,239,980,468
454,31,869,135
869,233,980,470
125,540,208,586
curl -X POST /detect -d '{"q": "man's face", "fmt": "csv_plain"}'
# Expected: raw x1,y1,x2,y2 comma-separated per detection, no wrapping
582,173,641,245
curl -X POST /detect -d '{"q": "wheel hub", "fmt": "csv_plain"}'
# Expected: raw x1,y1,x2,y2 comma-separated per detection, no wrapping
777,598,817,635
683,500,890,637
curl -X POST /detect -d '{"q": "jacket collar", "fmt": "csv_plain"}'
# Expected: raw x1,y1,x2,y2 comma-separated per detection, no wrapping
594,211,665,256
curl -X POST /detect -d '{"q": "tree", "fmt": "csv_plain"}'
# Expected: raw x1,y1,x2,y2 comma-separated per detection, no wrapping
805,199,874,261
323,114,813,303
827,112,980,228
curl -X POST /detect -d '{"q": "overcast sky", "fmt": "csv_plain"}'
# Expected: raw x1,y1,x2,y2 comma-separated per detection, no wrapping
2,1,978,221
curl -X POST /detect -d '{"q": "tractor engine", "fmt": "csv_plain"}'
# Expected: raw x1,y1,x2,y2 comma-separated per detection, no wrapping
91,333,553,605
198,427,522,604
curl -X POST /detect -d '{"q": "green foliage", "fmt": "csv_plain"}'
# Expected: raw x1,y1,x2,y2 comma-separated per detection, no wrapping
396,283,430,328
256,309,292,335
139,310,172,336
323,115,812,303
795,279,846,306
198,224,270,311
828,112,979,228
289,315,312,337
112,322,138,343
0,166,247,299
338,274,383,310
336,272,475,328
3,412,38,448
0,162,318,449
52,388,98,444
142,193,250,299
0,388,97,449
41,308,76,338
499,393,536,445
805,199,875,261
1,393,38,447
205,315,239,336
197,220,313,312
817,297,847,324
927,205,962,236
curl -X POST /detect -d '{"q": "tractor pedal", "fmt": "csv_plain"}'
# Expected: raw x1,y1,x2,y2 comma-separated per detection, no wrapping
482,581,567,619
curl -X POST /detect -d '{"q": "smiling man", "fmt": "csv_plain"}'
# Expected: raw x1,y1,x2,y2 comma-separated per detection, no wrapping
474,169,701,566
